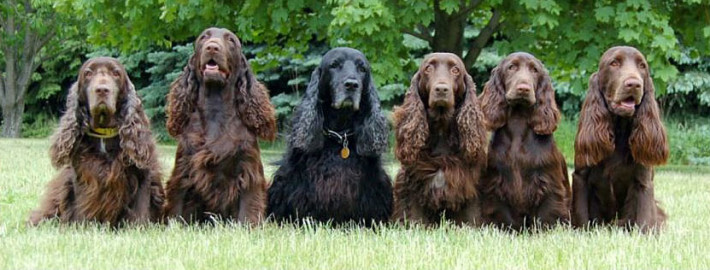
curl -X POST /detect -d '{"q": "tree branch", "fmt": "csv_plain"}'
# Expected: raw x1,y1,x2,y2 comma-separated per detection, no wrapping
455,0,483,20
24,0,33,13
463,8,502,68
402,24,433,43
35,26,56,53
38,38,71,64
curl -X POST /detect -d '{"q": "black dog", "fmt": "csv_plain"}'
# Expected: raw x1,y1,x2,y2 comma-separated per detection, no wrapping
267,47,393,226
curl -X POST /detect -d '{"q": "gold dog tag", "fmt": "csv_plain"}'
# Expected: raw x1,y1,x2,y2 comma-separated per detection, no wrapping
341,146,350,159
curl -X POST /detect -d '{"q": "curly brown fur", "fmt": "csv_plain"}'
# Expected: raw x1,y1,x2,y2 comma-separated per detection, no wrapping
29,57,164,227
478,52,570,231
163,28,276,224
392,53,486,226
572,46,668,233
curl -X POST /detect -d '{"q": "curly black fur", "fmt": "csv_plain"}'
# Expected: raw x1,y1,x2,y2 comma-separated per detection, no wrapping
267,47,392,226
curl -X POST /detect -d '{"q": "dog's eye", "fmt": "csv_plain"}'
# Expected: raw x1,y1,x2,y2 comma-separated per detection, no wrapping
610,59,620,67
508,64,518,71
229,37,237,45
84,70,93,78
357,65,366,73
531,66,538,73
639,62,647,69
451,67,460,75
111,70,121,78
425,65,433,73
330,62,341,69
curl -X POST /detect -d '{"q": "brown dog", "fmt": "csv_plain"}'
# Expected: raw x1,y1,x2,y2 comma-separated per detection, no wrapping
573,46,668,232
163,28,277,224
392,53,487,226
478,52,570,231
29,57,164,226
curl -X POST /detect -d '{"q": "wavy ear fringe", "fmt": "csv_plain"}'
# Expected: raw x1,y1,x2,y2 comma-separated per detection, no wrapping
394,72,429,165
456,74,487,164
355,81,389,156
119,80,160,170
530,68,561,135
49,83,83,169
480,66,508,131
166,58,198,137
630,74,669,166
574,73,614,167
237,54,277,141
288,68,324,153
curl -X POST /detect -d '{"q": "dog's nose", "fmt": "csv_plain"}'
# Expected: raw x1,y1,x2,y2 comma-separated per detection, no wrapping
205,43,220,53
95,86,109,96
434,84,450,94
516,83,532,94
624,78,642,89
344,79,359,90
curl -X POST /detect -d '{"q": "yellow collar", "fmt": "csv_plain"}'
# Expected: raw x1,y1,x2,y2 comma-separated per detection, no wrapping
85,127,119,139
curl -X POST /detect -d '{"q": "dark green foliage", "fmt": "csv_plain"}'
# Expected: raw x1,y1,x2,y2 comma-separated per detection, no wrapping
7,0,710,166
21,39,87,138
138,45,193,142
246,44,325,130
666,117,710,166
663,50,710,116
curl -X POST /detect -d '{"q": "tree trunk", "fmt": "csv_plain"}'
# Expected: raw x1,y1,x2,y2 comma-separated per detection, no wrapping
0,0,56,137
426,1,502,70
1,101,24,137
431,1,466,55
462,9,502,69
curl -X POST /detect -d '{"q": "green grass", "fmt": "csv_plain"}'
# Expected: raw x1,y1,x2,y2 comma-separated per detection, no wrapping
1,138,710,269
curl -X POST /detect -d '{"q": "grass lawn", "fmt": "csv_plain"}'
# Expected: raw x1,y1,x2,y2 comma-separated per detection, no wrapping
1,138,709,269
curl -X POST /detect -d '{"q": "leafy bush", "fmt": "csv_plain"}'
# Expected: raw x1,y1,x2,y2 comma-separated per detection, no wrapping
666,117,710,165
21,113,57,138
663,49,710,116
137,44,193,142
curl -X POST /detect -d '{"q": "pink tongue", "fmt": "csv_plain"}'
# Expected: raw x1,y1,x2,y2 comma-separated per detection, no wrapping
621,98,636,108
205,64,218,71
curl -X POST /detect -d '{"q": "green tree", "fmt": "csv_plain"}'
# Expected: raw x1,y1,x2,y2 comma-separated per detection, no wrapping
56,0,710,116
56,0,564,84
517,0,708,114
0,0,78,137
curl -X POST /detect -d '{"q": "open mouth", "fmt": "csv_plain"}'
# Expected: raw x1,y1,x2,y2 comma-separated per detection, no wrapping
203,59,228,78
620,96,636,109
205,59,218,70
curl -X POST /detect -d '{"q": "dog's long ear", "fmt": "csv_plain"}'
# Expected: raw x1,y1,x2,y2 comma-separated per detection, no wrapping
456,74,487,163
118,77,160,170
355,76,389,156
49,83,83,168
394,72,429,165
289,67,324,152
480,66,508,130
630,73,669,166
237,54,277,141
166,54,198,137
574,72,614,168
530,67,561,135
